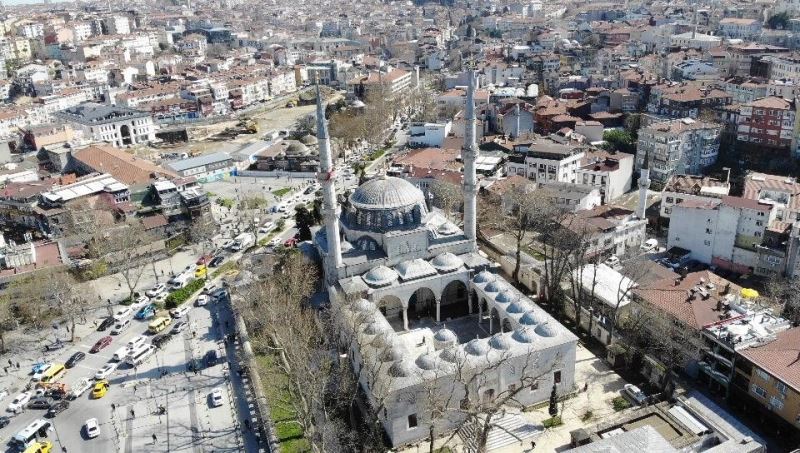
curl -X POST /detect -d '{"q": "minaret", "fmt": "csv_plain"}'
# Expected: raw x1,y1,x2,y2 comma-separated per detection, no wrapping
462,70,478,247
514,103,521,139
315,86,343,278
637,161,651,221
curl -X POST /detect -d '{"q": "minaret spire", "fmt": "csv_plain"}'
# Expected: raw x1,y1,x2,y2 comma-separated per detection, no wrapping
462,70,478,246
316,85,343,278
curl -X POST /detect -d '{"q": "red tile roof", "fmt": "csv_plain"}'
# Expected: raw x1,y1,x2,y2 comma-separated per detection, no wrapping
740,327,800,392
73,145,176,186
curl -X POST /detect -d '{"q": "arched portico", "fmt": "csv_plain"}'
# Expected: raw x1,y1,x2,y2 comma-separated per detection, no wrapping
440,280,469,321
407,287,436,330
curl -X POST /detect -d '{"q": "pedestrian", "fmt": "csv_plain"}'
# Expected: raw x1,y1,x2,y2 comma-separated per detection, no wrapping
131,408,135,418
7,359,11,367
133,384,137,394
15,362,19,369
3,366,7,375
93,320,98,327
111,403,116,412
530,441,536,450
62,447,67,453
583,382,588,392
152,433,157,443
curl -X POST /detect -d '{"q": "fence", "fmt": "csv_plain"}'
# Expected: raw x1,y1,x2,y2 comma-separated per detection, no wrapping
237,170,317,179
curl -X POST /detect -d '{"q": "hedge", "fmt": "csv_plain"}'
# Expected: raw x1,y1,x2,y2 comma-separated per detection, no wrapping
542,415,563,428
165,279,205,309
612,396,631,412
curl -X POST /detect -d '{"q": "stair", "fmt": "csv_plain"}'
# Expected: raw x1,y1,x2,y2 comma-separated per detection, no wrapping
458,412,542,452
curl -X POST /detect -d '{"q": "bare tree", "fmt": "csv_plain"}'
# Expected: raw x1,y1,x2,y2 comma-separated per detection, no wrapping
96,220,158,303
763,275,800,325
429,180,462,222
0,296,14,353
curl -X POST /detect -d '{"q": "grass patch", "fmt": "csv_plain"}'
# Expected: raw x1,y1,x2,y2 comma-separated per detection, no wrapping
542,415,563,428
216,197,235,209
580,410,593,422
165,279,205,309
612,396,631,412
272,187,292,198
211,261,238,278
366,148,387,161
256,354,310,453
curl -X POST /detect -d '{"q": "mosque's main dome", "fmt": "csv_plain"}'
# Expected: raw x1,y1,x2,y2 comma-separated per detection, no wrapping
346,176,428,231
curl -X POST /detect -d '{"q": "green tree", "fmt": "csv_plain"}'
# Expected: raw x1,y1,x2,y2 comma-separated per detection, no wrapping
768,12,790,29
294,206,315,241
603,129,636,154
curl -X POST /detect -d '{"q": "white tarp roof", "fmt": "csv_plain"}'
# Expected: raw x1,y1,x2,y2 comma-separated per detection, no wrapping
573,263,636,309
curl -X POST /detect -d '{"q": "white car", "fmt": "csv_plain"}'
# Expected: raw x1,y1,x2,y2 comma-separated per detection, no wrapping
94,363,118,380
623,384,647,405
210,388,224,407
113,306,133,321
195,295,209,307
131,294,150,309
152,292,169,303
32,363,54,381
640,238,658,252
146,284,167,297
0,388,8,401
112,346,130,362
71,378,92,399
85,418,100,438
127,335,147,351
7,391,31,413
170,306,190,319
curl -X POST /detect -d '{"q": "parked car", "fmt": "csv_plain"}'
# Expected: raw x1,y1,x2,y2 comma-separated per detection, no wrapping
284,237,298,247
7,391,31,413
97,317,115,332
127,335,147,351
640,238,658,252
195,295,209,307
90,336,113,353
131,294,150,309
27,398,51,410
0,416,10,428
204,350,219,367
210,288,228,302
152,292,169,304
70,379,92,400
91,380,109,399
210,389,224,407
172,321,188,334
623,384,647,405
208,256,224,268
151,334,171,349
170,306,190,319
196,255,212,265
145,284,167,298
85,418,100,438
45,401,68,418
94,363,118,381
113,307,133,321
65,352,85,369
112,346,130,362
134,304,157,320
32,363,54,380
111,318,131,335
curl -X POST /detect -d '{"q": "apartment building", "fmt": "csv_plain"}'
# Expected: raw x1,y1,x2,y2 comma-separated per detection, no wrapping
735,96,796,152
505,140,584,184
660,175,730,219
575,149,634,204
349,67,414,99
55,103,156,147
743,172,800,222
636,118,722,186
718,18,762,39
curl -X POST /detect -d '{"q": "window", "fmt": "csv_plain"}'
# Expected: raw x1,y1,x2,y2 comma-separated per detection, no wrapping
706,228,712,234
752,384,767,398
776,381,789,395
554,370,562,384
770,396,785,411
756,220,763,227
755,368,771,382
407,414,418,429
666,197,674,203
704,240,711,246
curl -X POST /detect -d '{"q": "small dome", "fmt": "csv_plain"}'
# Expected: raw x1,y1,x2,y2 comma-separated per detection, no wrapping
512,327,537,343
363,265,398,287
437,222,459,235
353,298,374,313
285,141,309,155
535,322,558,338
489,334,512,350
415,353,439,370
495,290,518,304
484,281,507,293
388,360,414,377
431,252,463,273
300,134,318,145
473,271,496,284
381,346,403,362
507,301,529,314
434,328,458,343
465,339,491,356
519,311,547,326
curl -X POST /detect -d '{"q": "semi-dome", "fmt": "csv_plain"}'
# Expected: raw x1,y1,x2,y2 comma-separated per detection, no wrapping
389,360,414,377
431,253,463,273
519,311,547,326
489,334,512,350
484,281,507,293
415,353,439,370
437,222,459,236
507,301,529,314
535,322,558,338
473,271,496,284
347,176,428,231
465,339,491,356
363,265,398,287
300,134,318,145
512,327,537,343
434,327,458,343
495,290,518,304
351,176,426,210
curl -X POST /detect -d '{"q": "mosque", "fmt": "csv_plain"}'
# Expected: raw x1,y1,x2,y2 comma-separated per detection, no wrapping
313,74,578,448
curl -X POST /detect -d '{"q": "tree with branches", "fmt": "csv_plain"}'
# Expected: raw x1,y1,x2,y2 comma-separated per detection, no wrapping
429,180,462,222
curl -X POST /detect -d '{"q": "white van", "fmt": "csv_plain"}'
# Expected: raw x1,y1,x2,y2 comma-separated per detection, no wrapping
10,419,51,451
112,346,130,362
126,345,156,367
126,335,147,351
168,273,192,290
111,318,131,335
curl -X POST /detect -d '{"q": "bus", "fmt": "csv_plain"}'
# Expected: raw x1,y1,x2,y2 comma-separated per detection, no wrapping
10,419,51,451
39,364,65,384
126,345,156,367
148,316,171,334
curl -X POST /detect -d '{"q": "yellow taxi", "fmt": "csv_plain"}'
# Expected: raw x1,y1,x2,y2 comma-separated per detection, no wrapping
91,379,109,399
194,265,207,278
24,441,52,453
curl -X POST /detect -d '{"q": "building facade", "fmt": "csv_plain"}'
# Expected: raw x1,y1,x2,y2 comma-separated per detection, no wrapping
636,118,722,186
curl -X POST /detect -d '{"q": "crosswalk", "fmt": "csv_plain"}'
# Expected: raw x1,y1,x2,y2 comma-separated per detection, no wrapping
458,412,542,452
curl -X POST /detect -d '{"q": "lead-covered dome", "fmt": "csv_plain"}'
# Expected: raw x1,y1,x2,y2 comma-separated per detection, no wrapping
520,311,547,326
495,290,518,304
431,253,463,273
473,271,496,284
346,176,428,231
363,265,398,287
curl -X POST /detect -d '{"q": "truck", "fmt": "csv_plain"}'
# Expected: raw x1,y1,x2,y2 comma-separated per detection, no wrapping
230,233,255,251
